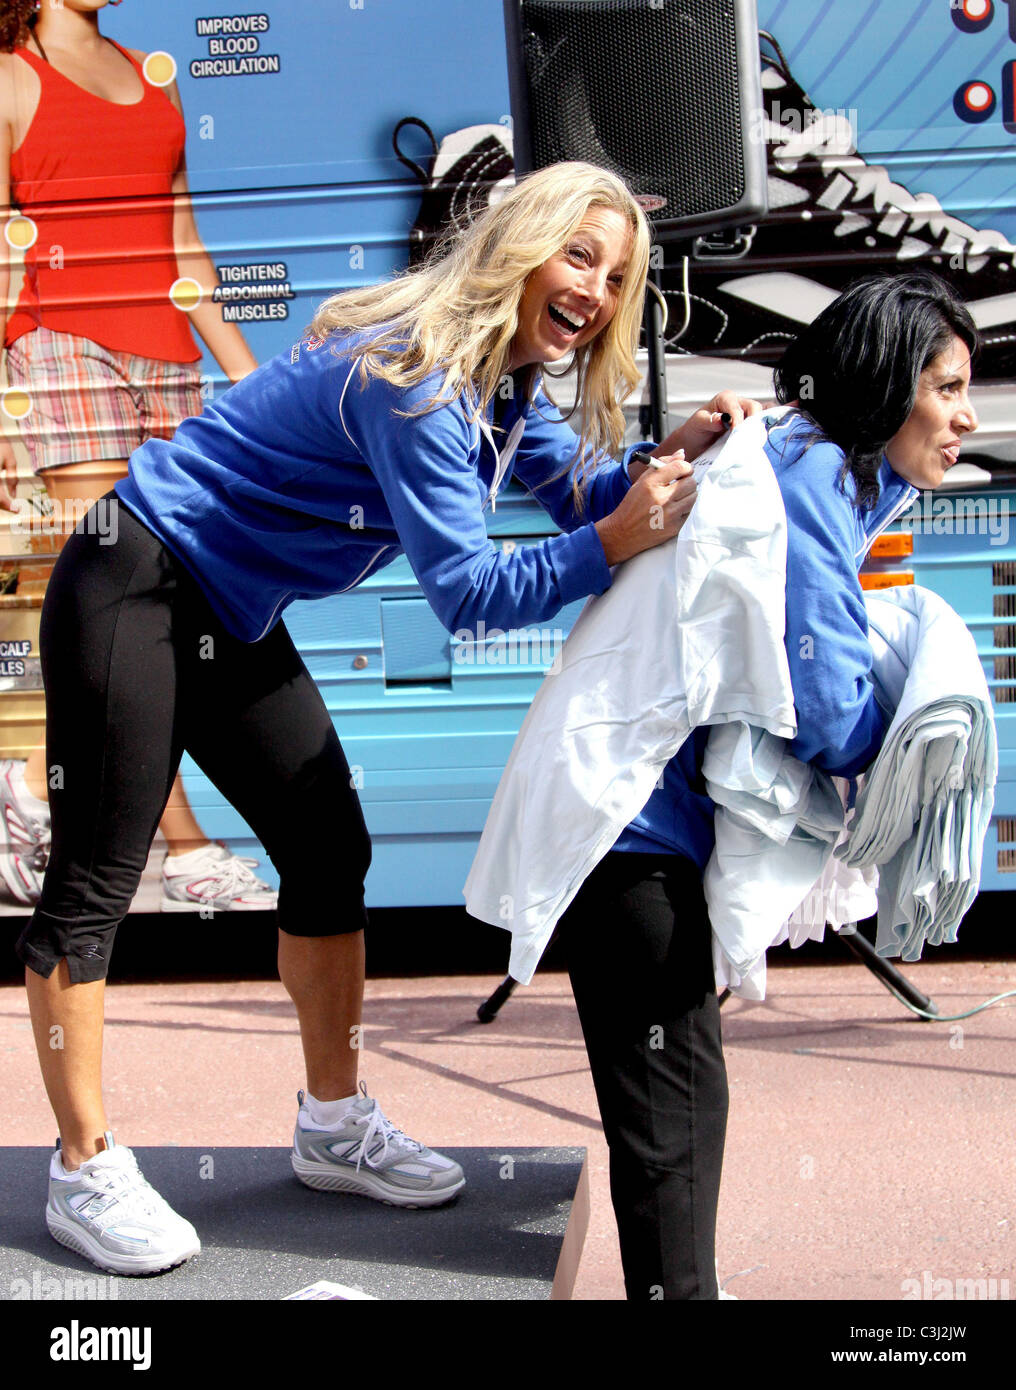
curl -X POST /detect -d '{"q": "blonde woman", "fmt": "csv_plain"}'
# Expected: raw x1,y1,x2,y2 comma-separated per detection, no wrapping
0,0,271,911
18,160,755,1276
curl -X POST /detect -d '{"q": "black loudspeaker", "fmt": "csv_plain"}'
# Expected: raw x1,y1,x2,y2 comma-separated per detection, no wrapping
504,0,767,240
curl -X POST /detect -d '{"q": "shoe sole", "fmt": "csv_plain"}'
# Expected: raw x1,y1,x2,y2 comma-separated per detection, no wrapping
47,1209,200,1276
160,897,277,912
291,1153,465,1209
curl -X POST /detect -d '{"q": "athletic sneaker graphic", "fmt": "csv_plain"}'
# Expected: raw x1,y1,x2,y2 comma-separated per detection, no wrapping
160,841,278,912
661,32,1016,381
394,119,515,267
0,758,51,905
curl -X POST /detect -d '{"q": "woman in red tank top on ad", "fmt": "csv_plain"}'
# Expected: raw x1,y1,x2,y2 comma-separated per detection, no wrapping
0,0,275,913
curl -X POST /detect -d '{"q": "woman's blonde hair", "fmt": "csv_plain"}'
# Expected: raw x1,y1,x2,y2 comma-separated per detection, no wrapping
310,161,651,490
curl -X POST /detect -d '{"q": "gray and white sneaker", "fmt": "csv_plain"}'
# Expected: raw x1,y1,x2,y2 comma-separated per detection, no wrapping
291,1084,465,1208
46,1132,200,1275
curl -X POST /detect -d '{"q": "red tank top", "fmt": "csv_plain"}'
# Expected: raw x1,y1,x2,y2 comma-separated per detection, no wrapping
6,41,200,363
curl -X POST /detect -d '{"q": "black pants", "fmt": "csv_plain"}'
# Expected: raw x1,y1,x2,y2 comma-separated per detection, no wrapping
558,851,728,1301
17,498,371,984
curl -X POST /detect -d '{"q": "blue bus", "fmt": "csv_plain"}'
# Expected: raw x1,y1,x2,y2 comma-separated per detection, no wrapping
1,0,1013,914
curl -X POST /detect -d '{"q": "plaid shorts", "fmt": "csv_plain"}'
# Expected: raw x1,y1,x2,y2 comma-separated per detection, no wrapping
5,327,204,473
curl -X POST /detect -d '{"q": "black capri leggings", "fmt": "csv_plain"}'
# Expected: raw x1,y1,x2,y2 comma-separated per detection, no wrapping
17,498,371,984
558,850,729,1301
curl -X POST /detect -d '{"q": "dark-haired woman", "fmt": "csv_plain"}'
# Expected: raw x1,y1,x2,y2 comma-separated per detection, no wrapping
555,270,978,1301
768,270,978,773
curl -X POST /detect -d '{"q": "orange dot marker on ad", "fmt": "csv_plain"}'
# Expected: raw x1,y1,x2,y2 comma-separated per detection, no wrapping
143,52,177,87
169,278,203,312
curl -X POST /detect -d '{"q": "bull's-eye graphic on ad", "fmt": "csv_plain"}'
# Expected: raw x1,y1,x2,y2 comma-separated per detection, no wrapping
952,0,1016,129
951,0,1016,37
954,78,997,121
952,0,997,34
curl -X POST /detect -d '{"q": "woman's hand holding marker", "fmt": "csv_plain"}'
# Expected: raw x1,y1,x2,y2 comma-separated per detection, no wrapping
596,448,694,565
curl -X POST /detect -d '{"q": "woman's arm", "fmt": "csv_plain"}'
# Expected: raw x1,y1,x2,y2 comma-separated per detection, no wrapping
778,441,885,776
339,369,669,634
163,78,258,384
511,380,694,542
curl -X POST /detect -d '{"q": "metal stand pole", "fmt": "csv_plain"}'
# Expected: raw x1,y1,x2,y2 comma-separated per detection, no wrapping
641,265,669,443
836,928,939,1016
483,929,940,1022
476,975,518,1023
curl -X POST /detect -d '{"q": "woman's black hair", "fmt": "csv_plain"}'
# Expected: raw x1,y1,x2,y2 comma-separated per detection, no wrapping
773,271,977,507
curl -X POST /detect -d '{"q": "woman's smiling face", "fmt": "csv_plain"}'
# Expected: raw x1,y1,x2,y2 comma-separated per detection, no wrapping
885,334,978,489
508,207,632,371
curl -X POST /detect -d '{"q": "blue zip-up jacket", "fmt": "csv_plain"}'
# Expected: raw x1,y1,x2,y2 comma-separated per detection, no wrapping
116,329,643,643
617,412,918,865
772,413,917,774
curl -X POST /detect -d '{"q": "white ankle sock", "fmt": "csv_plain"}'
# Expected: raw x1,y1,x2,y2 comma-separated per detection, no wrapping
305,1091,360,1125
11,762,49,819
164,844,220,869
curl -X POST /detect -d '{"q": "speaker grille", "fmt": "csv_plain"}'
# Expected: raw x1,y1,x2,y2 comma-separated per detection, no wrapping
520,0,746,222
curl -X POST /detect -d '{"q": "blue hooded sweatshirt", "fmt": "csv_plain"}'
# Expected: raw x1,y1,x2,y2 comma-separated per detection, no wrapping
117,328,644,643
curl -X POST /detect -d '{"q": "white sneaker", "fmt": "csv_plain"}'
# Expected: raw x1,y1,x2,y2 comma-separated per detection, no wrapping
292,1084,466,1208
160,842,278,912
0,758,50,905
46,1132,200,1275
